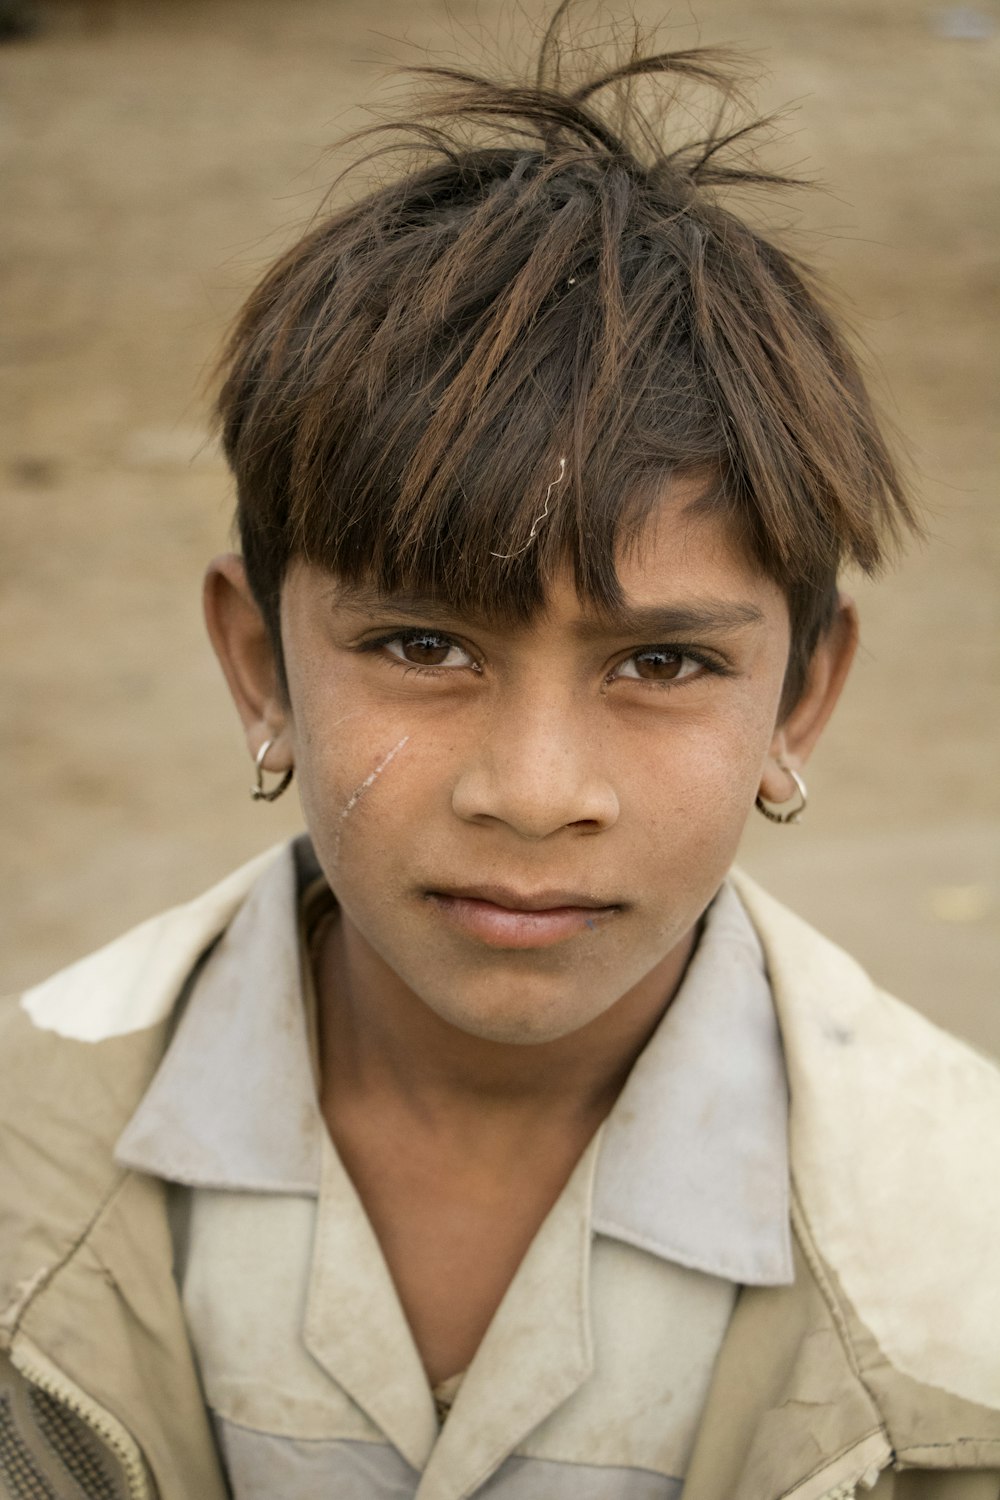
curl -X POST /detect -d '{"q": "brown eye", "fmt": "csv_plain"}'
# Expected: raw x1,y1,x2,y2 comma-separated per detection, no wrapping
399,633,454,666
630,649,684,681
613,648,705,685
382,632,474,670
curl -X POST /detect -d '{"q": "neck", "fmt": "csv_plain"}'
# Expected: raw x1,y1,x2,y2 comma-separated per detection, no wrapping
314,915,698,1137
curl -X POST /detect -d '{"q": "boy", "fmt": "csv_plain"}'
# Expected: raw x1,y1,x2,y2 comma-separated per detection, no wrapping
2,24,998,1500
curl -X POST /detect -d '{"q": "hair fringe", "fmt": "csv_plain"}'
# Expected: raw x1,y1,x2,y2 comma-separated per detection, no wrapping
215,5,919,711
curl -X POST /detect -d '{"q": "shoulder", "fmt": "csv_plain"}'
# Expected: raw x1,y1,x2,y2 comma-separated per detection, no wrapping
731,868,1000,1421
0,841,292,1328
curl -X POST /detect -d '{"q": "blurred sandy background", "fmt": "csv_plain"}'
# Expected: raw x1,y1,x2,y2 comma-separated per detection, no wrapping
2,0,997,1053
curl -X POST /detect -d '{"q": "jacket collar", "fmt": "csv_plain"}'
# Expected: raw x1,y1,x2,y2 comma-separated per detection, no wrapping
114,840,792,1286
114,845,323,1195
8,845,1000,1499
593,878,791,1284
732,869,1000,1419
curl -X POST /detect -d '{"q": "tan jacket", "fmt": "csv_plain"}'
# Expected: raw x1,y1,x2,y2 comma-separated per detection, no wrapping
2,846,999,1500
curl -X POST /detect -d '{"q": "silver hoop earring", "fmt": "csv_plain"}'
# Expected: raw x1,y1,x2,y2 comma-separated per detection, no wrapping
755,763,807,825
250,738,294,803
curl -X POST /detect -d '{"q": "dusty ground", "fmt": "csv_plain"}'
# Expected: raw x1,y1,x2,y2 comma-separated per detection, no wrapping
1,0,997,1051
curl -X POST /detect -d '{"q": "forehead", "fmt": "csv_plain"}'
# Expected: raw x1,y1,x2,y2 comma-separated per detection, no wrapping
327,495,787,638
612,493,768,599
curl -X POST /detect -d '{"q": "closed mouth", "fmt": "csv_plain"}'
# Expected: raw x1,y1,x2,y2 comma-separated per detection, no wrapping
427,883,620,913
423,885,623,950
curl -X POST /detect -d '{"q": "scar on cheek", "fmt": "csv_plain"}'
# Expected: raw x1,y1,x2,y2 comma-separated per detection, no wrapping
332,735,410,859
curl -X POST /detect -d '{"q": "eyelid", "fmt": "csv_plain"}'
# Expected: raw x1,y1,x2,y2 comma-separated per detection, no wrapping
355,630,729,680
610,643,730,681
359,626,460,647
362,627,479,670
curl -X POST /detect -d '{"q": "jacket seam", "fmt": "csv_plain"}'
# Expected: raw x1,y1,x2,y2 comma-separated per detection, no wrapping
590,1212,790,1284
791,1190,1000,1459
789,1187,867,1381
1,1169,131,1342
774,1425,888,1500
789,1184,894,1447
897,1440,1000,1455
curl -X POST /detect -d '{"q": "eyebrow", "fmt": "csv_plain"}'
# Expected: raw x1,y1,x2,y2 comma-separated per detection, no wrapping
572,601,766,640
333,586,764,638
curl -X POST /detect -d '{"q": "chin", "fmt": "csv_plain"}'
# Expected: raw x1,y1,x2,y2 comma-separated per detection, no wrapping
429,991,601,1047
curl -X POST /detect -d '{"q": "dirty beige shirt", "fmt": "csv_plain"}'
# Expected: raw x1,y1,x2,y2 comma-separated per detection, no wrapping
117,839,792,1500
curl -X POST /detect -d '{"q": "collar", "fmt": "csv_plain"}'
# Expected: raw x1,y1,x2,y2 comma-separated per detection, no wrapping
592,881,792,1284
116,838,792,1285
115,841,323,1194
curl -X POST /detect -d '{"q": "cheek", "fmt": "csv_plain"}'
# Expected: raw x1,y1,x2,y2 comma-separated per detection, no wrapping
293,710,434,886
328,734,411,859
289,713,359,843
622,710,772,855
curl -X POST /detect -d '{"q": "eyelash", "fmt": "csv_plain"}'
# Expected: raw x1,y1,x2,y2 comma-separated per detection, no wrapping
617,646,730,685
357,630,483,678
357,629,731,686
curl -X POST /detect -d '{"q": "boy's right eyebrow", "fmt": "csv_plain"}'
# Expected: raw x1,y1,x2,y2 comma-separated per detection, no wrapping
331,587,467,623
572,601,766,640
331,587,764,638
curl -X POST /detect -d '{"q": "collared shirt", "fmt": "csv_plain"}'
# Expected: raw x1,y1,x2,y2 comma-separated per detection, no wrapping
117,837,792,1500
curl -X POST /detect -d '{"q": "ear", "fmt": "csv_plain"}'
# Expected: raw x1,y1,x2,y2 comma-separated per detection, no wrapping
203,554,293,774
758,595,858,806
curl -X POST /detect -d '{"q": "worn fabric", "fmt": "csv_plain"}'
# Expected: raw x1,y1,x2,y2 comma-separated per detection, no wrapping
2,841,1000,1500
114,841,790,1498
116,840,792,1283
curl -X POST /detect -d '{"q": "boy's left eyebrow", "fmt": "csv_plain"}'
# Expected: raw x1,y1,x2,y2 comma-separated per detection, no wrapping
333,587,468,622
332,587,765,637
573,600,766,640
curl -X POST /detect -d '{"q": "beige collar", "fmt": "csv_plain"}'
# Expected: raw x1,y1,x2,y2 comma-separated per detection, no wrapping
116,838,793,1286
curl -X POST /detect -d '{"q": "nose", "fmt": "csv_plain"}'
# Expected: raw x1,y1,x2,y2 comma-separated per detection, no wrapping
450,695,620,839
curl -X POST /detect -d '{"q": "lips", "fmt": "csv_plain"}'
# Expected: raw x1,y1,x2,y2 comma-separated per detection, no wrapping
436,882,612,912
425,884,621,949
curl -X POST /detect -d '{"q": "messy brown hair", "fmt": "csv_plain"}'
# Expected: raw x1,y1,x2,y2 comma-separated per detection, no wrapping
216,13,917,710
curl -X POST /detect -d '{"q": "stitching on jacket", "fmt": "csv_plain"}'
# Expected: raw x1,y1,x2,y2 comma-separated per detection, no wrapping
0,1271,51,1350
590,1212,788,1283
113,1166,320,1196
791,1191,1000,1460
897,1440,1000,1454
0,1173,131,1342
789,1187,893,1457
773,1426,886,1499
3,957,207,1343
790,1189,868,1383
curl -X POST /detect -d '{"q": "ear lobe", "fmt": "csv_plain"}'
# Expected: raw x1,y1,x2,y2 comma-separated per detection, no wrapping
203,554,293,769
759,596,858,804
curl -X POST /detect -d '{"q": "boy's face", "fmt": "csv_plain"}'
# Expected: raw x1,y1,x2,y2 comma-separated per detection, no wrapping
267,484,816,1045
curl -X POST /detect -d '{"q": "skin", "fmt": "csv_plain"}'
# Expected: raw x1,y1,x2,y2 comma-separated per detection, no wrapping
204,481,857,1384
